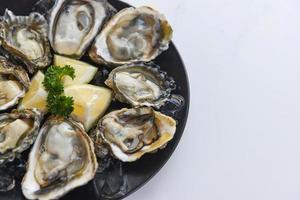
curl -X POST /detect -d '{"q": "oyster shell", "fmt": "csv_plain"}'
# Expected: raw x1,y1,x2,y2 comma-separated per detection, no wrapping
22,116,98,200
0,109,42,164
0,10,52,73
48,0,114,58
89,6,173,66
0,56,30,111
105,62,175,108
92,107,176,162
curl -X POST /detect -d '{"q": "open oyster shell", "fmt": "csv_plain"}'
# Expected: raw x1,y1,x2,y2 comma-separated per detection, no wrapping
89,6,173,66
22,116,98,200
48,0,115,58
105,62,175,109
92,107,176,162
0,109,42,164
0,9,52,73
0,56,30,111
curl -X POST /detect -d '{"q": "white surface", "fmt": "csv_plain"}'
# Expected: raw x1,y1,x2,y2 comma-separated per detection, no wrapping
126,0,300,200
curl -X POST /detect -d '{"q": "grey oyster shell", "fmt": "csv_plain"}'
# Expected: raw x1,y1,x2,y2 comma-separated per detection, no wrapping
22,116,98,200
0,56,30,111
92,107,176,162
89,6,173,66
0,9,52,73
48,0,115,58
105,62,175,109
0,109,42,165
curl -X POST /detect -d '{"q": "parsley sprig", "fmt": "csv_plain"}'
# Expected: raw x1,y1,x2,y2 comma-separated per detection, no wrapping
43,65,75,117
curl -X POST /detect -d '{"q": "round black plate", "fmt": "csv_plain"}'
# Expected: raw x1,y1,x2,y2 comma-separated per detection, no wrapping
0,1,190,199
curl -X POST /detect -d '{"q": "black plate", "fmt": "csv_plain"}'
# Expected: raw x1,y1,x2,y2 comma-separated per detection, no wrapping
0,1,190,199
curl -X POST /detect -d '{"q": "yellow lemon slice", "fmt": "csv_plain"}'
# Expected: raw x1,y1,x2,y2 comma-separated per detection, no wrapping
54,55,98,86
64,84,112,131
18,71,47,113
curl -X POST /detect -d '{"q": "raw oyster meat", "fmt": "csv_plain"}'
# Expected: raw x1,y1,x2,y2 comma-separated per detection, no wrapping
0,109,42,164
92,107,176,162
22,116,98,200
0,56,30,111
105,62,175,108
0,10,52,73
48,0,114,58
89,6,173,66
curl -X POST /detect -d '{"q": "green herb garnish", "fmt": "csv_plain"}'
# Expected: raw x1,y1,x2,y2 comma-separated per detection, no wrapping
43,65,75,117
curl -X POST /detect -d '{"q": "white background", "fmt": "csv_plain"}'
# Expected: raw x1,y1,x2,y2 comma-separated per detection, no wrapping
126,0,300,200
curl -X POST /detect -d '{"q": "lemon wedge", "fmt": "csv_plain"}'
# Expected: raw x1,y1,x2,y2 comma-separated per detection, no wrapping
19,60,110,130
18,71,48,113
54,55,98,86
64,84,112,131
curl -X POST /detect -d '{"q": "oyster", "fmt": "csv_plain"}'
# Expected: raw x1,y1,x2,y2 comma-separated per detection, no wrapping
89,6,173,66
0,10,52,73
0,109,42,164
105,62,175,108
48,0,114,58
22,116,98,200
92,107,176,162
0,56,30,111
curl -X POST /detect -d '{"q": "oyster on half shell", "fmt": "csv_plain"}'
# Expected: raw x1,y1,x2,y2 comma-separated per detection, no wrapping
91,107,176,162
0,109,42,164
0,56,30,111
0,10,52,73
48,0,115,58
105,62,175,109
22,116,98,200
89,6,173,66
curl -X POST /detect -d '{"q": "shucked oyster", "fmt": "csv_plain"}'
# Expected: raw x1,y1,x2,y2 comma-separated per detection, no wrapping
48,0,114,58
0,57,30,111
0,109,42,164
0,10,52,73
92,107,176,162
105,62,175,109
89,6,173,66
22,116,98,200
